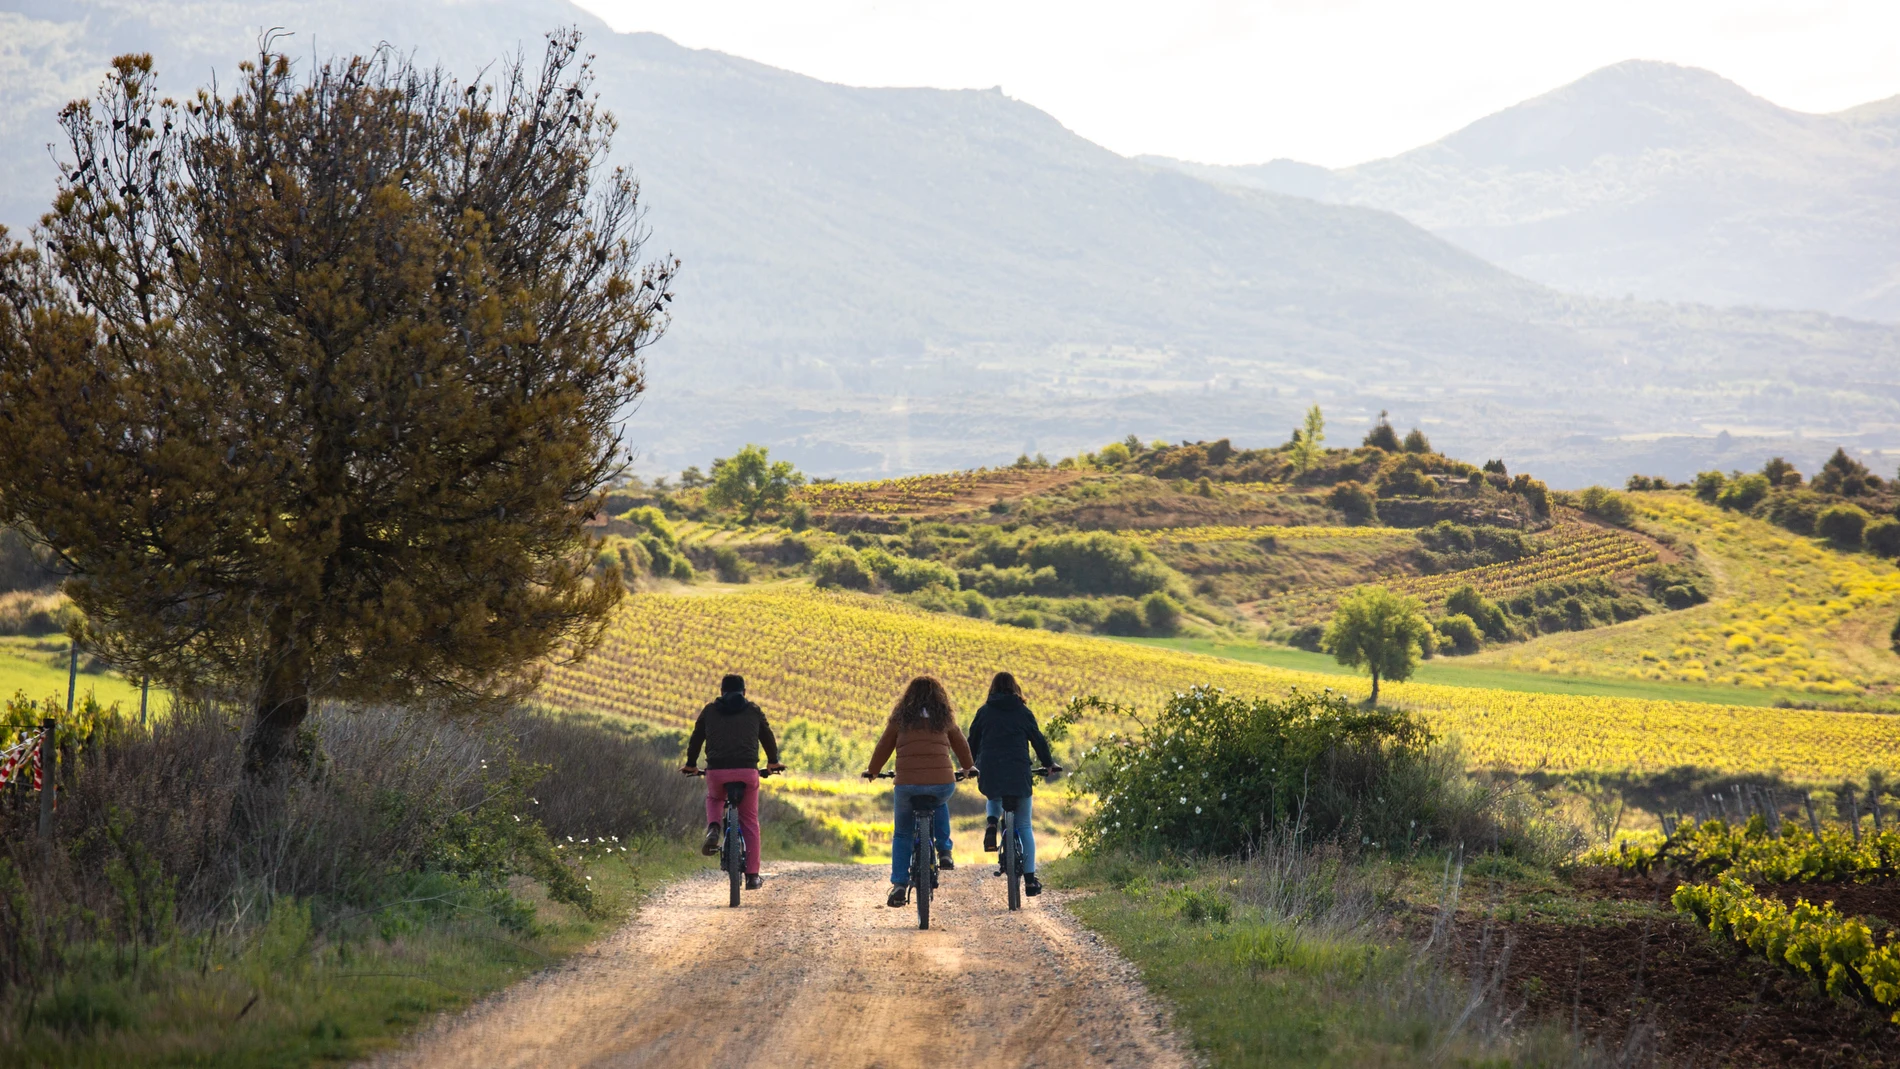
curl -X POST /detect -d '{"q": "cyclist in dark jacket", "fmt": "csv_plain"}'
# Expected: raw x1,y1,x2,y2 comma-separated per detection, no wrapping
681,674,784,890
966,671,1057,897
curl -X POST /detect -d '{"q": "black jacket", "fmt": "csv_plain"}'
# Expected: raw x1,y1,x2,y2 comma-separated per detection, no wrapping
966,694,1054,800
685,694,780,770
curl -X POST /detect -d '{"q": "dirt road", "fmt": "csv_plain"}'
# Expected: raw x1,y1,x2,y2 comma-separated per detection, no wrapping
374,862,1191,1069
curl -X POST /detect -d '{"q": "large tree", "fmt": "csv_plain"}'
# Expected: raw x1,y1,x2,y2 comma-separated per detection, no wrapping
705,445,803,522
0,35,675,773
1322,586,1431,704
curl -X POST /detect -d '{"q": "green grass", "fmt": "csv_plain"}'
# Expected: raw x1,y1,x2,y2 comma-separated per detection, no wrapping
5,842,722,1066
0,636,149,713
1050,853,1585,1068
1108,635,1814,709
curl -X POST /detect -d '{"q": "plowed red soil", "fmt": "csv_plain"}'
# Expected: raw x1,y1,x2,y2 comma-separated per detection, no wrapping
1437,868,1900,1067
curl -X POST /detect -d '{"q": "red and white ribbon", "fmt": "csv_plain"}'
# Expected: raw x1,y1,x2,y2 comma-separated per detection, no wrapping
0,730,45,789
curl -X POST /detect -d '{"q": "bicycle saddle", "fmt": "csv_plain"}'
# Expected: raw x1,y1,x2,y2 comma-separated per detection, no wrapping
724,781,749,802
908,794,943,811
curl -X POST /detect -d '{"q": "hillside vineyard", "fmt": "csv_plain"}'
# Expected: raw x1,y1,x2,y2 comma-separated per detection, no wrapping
542,588,1900,780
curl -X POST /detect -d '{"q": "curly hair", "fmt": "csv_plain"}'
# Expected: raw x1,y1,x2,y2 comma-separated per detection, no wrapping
889,676,954,733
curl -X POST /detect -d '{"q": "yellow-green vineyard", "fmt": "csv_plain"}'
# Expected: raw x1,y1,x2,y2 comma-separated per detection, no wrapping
541,586,1900,781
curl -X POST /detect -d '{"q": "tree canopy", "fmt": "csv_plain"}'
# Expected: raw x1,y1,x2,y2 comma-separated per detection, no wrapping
1322,586,1431,703
0,36,675,772
705,445,804,521
1290,404,1324,473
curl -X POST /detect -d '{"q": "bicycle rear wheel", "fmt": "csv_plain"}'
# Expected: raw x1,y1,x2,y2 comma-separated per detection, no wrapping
726,807,744,908
1003,812,1022,911
913,814,932,929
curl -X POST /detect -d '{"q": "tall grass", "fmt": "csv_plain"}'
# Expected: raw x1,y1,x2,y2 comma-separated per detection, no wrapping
0,698,741,1052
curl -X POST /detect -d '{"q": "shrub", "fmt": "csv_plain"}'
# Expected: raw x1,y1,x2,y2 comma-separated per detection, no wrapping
1142,592,1182,635
1577,485,1635,526
1377,468,1437,498
1095,441,1132,469
811,546,873,590
1326,481,1378,524
1074,688,1566,861
860,549,959,593
1762,457,1802,487
1758,488,1829,535
1024,532,1171,597
1443,584,1507,639
1813,447,1877,497
1401,428,1432,454
1693,470,1727,502
1868,519,1900,559
1102,603,1147,636
711,546,750,583
1717,473,1771,512
1363,418,1402,452
1002,610,1042,629
1481,459,1507,475
1509,474,1550,517
1435,614,1481,655
1287,624,1325,652
1816,503,1872,547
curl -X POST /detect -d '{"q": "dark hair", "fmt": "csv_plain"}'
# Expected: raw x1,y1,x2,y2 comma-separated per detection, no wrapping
720,674,745,695
987,671,1022,701
890,676,953,733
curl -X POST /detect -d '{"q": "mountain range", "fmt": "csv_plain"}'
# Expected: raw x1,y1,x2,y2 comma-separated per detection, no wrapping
1151,60,1900,323
1,1,1896,486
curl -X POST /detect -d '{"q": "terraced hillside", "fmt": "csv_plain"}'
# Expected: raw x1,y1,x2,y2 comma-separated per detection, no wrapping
1478,495,1900,697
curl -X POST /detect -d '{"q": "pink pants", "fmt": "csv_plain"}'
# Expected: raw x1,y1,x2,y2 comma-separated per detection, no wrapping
704,768,762,874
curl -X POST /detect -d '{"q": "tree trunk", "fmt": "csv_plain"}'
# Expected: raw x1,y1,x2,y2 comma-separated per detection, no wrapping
244,687,310,778
1369,668,1381,705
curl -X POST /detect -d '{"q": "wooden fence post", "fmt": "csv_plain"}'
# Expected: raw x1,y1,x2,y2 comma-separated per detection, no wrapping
140,678,148,728
1804,793,1821,836
37,718,55,839
65,639,77,720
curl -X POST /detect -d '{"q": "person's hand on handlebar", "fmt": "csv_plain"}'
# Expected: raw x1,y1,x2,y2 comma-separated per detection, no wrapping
679,764,699,776
860,768,876,781
765,762,787,774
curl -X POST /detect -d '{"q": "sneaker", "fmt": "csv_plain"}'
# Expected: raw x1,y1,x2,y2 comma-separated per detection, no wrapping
938,847,955,870
887,884,909,908
1024,873,1043,897
745,873,763,891
983,819,999,852
701,822,721,856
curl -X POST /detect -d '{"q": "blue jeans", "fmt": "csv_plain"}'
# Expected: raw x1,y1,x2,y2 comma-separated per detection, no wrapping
986,796,1036,874
890,783,956,884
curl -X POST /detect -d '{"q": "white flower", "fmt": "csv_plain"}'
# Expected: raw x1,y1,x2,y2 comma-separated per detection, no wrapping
1195,806,1202,814
1179,797,1186,804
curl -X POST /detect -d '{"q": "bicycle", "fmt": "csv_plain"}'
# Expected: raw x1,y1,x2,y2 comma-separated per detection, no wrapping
874,769,971,930
684,766,780,907
992,765,1060,911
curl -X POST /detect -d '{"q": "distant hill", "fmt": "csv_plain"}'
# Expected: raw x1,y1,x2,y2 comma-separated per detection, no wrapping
2,7,1898,485
1150,60,1900,323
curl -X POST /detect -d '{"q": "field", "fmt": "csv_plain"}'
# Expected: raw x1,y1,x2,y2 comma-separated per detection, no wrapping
0,635,148,714
1127,524,1413,544
796,468,1079,516
541,585,1900,781
1474,495,1900,697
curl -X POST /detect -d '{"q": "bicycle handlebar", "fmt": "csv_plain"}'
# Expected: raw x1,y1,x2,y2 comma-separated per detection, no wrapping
681,766,783,778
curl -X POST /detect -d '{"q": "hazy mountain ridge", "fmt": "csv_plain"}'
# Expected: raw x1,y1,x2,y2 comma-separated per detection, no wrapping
1152,60,1900,322
1,3,1896,485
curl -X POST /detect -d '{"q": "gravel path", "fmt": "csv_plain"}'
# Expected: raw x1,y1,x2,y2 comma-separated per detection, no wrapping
370,861,1193,1069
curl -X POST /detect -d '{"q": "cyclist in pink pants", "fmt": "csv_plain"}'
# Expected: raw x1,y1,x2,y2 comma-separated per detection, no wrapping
680,675,784,890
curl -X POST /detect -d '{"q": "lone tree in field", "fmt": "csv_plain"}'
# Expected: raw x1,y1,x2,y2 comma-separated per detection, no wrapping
706,445,804,522
1323,586,1430,703
1289,404,1324,474
0,35,675,775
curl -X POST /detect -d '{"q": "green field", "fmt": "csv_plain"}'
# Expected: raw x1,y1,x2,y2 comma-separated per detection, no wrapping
0,636,150,714
1107,636,1815,709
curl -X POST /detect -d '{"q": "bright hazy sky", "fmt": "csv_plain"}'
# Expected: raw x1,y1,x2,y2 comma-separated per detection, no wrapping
569,0,1900,168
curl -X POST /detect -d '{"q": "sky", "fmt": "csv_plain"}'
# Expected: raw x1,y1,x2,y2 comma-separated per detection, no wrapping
569,0,1900,168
